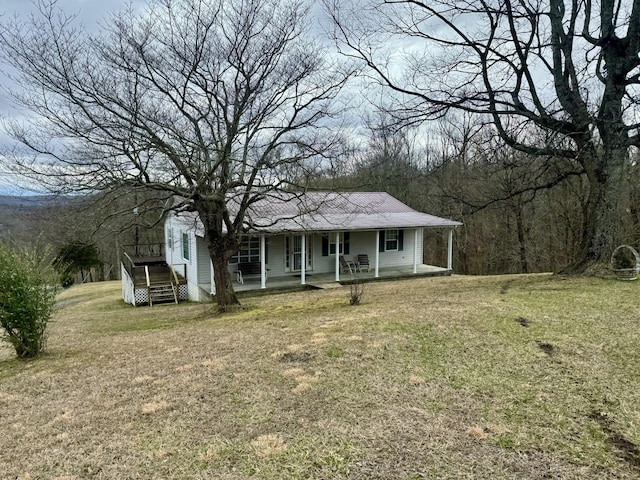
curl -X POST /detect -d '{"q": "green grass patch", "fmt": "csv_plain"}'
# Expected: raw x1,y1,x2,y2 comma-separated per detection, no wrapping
1,275,640,479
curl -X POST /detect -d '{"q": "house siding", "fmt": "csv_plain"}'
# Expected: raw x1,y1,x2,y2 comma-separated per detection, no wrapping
164,213,200,301
267,235,286,276
310,229,423,274
163,215,429,299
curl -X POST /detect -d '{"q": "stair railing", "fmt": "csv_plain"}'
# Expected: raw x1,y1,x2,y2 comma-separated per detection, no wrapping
145,265,152,306
169,266,180,304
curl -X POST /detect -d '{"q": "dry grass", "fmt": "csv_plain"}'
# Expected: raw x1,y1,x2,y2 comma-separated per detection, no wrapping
1,274,640,479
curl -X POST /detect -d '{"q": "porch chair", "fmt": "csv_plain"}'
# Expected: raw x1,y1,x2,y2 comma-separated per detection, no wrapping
356,254,371,272
339,255,356,274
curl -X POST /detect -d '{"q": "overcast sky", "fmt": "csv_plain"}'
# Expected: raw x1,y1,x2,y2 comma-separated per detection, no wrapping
0,0,349,195
0,0,145,113
1,1,144,194
0,0,135,195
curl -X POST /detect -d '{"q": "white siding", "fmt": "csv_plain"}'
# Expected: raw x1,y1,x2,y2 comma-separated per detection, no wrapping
165,209,427,299
121,263,135,305
267,235,286,277
308,229,424,274
376,228,423,269
196,236,211,285
164,213,200,301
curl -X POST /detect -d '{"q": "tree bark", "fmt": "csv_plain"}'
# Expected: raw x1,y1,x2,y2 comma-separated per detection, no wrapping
210,251,240,312
565,149,626,272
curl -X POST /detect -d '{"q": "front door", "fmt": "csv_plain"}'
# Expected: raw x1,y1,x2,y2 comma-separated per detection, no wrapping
292,235,303,271
286,235,312,272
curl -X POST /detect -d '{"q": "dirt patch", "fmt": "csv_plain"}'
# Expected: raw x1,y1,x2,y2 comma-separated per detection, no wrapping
280,351,312,363
536,341,554,355
589,411,640,469
53,296,88,310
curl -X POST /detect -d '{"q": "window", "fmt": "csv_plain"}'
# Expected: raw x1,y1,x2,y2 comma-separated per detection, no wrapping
385,229,399,251
182,232,190,260
230,237,260,264
379,229,403,252
322,232,350,256
330,233,344,255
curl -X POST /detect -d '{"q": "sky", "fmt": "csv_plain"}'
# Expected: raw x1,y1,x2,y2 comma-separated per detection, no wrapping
0,0,142,113
0,0,148,194
0,0,349,195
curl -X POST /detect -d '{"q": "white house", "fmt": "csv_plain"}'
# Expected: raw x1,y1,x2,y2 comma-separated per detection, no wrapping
162,192,461,302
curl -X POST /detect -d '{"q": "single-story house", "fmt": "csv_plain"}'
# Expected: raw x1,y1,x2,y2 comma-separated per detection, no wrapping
158,191,461,302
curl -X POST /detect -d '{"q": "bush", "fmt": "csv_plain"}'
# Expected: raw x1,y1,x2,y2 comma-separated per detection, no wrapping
0,243,59,358
53,242,102,287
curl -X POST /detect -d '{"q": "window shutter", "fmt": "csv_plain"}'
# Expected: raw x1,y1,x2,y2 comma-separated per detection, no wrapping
344,232,350,255
379,230,385,252
398,229,404,251
322,234,329,256
265,238,269,264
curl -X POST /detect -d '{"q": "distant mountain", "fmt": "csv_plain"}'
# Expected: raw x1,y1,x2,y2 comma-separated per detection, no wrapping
0,194,68,208
0,195,71,242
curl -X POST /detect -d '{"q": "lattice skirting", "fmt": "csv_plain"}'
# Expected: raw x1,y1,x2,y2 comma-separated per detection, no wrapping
134,288,149,306
178,284,188,300
133,285,187,305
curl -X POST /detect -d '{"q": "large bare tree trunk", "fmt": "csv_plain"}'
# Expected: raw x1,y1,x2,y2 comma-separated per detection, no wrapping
566,150,626,272
210,252,240,312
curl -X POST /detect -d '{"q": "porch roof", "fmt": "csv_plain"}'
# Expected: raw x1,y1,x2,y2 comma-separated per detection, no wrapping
250,192,461,233
179,192,462,236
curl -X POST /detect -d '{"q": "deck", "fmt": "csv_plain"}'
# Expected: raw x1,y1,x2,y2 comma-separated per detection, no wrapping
200,264,450,298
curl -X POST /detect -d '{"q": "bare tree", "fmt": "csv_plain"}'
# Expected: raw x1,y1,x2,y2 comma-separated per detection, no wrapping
0,0,351,311
327,0,640,272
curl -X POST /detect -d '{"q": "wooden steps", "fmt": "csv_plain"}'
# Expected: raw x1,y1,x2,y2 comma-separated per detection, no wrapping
148,283,178,306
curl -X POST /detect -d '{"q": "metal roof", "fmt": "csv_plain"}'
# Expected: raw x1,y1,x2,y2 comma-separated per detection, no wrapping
175,192,462,235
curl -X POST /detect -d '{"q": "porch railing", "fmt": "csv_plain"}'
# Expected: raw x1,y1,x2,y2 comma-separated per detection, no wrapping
121,243,165,259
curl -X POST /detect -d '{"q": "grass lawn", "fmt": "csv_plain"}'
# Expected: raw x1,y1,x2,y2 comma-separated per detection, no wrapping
1,273,639,479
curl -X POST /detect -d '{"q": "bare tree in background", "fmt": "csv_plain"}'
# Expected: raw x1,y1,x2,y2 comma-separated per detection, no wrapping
0,0,351,311
328,0,640,272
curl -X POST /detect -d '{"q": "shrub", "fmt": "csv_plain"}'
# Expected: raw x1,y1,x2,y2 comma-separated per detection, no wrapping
349,277,365,306
53,242,103,287
0,243,59,358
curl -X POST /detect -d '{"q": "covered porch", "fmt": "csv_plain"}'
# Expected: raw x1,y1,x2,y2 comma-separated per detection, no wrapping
218,263,451,296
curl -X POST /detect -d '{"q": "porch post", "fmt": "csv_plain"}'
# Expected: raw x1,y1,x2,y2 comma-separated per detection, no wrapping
210,259,216,295
335,231,340,282
413,228,419,274
301,234,306,285
260,235,266,289
447,229,453,270
375,230,380,278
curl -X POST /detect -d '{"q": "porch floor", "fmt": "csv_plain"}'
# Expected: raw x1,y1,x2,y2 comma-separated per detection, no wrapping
201,264,450,296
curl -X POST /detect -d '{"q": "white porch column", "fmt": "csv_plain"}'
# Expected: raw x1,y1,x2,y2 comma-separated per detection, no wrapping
335,232,340,282
210,259,216,295
375,230,380,278
413,228,419,274
447,229,453,271
260,235,267,289
301,234,306,285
